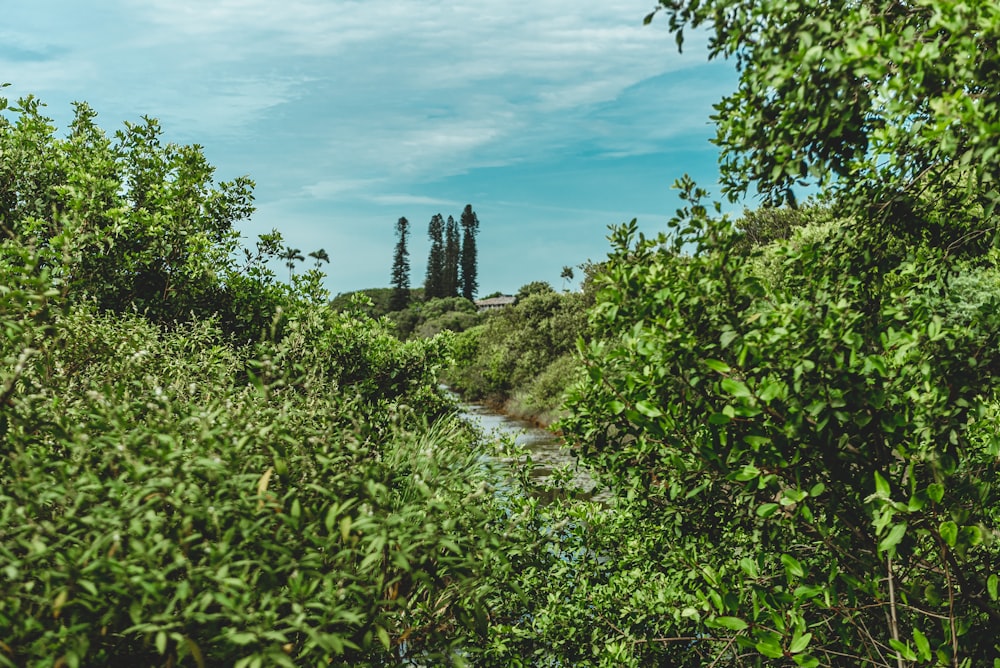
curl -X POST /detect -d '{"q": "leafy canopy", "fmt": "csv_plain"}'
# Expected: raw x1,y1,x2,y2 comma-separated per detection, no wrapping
650,0,1000,254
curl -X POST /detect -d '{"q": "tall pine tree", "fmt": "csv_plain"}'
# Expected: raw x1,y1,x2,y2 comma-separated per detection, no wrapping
459,204,479,300
443,215,460,297
389,216,410,311
424,213,445,299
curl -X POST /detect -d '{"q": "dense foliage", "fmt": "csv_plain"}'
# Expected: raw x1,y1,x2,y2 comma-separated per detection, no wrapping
0,95,523,666
446,281,590,425
5,0,1000,663
511,0,1000,664
556,196,1000,666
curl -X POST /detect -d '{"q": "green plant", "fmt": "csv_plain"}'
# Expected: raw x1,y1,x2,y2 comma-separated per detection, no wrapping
559,183,1000,664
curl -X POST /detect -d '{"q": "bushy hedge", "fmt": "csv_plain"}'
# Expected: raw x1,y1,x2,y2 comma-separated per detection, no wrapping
0,96,522,667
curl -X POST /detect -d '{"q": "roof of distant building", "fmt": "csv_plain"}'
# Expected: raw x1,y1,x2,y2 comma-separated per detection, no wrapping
474,295,516,310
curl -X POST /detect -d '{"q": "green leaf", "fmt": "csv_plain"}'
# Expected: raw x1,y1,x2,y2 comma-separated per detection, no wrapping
940,520,958,547
758,379,785,402
781,553,804,579
739,557,759,578
712,616,749,631
757,502,779,518
721,377,751,398
913,628,931,661
789,631,812,654
987,574,998,601
324,505,337,534
878,522,907,555
874,471,890,498
704,358,731,373
889,637,917,661
709,411,732,425
340,516,352,543
927,482,944,503
961,525,984,546
156,631,168,655
376,625,391,650
635,400,663,418
755,633,784,659
720,329,739,349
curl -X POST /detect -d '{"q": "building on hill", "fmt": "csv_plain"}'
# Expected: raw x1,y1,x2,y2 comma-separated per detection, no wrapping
474,295,516,312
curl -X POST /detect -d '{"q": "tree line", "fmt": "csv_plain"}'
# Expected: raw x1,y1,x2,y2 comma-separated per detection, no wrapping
390,205,479,311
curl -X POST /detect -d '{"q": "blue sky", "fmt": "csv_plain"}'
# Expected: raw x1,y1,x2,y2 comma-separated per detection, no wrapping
2,0,738,296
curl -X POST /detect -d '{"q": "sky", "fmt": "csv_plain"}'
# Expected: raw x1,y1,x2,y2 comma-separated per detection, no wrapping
2,0,739,296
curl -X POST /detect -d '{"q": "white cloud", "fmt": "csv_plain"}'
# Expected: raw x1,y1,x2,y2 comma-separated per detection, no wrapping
5,0,735,294
367,193,461,208
6,0,725,182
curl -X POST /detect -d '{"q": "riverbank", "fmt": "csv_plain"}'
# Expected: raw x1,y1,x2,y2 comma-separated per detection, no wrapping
462,389,567,430
455,396,606,503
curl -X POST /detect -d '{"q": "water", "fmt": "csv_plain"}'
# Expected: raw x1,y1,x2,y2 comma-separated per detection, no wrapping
457,401,606,502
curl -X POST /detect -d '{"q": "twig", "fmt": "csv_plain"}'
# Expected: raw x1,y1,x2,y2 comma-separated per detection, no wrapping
941,544,959,668
887,555,903,668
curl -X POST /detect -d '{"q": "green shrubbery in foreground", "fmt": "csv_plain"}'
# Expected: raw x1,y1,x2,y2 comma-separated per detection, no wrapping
0,97,525,666
6,0,1000,661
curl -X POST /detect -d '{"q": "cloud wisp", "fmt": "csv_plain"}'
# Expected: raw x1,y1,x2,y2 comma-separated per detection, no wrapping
3,0,734,293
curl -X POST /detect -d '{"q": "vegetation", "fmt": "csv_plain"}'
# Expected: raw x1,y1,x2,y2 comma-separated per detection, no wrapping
459,205,480,301
446,280,590,425
0,94,521,666
388,216,410,312
4,0,1000,664
424,213,446,299
444,215,460,299
421,207,480,301
511,0,1000,664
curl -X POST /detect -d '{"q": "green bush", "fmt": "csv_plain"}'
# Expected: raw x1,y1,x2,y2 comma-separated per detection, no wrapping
445,286,589,420
1,290,515,666
0,97,521,667
558,193,1000,665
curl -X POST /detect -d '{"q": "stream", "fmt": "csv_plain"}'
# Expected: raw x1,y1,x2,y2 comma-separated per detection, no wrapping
457,400,607,502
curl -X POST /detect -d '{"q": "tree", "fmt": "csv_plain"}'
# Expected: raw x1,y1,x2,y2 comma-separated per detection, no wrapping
0,96,264,331
443,215,460,297
424,213,445,299
540,1,1000,663
389,216,410,311
648,0,1000,256
459,204,479,300
560,265,575,291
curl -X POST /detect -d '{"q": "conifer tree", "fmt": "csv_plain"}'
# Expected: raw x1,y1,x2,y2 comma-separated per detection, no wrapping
424,213,445,299
389,216,410,311
459,204,479,300
444,215,460,297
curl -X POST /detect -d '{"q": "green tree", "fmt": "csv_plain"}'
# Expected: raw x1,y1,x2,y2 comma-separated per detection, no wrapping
0,91,523,667
389,216,411,311
459,204,479,300
424,213,445,299
0,95,274,334
648,0,1000,256
444,214,460,297
538,0,1000,662
560,265,575,291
